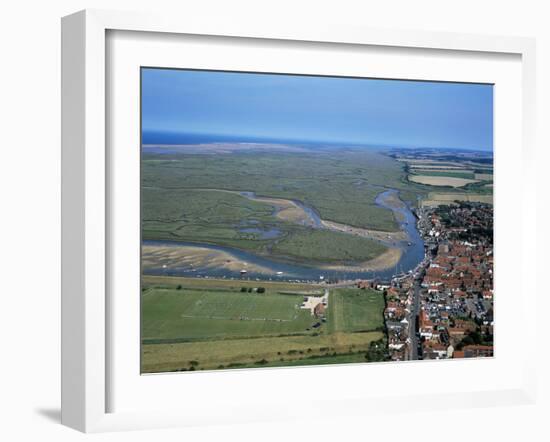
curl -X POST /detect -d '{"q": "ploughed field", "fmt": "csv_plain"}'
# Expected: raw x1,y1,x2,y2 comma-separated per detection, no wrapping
141,147,426,266
141,276,385,372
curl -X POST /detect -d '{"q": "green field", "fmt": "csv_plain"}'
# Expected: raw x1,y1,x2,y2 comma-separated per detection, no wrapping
142,332,383,372
142,288,314,342
141,277,386,372
410,170,475,179
328,289,385,333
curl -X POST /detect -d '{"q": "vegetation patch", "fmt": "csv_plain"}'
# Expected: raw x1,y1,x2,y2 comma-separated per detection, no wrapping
141,331,384,373
271,228,387,265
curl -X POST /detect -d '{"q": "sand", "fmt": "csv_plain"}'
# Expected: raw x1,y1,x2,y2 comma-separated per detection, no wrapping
142,241,403,277
318,247,403,272
321,220,407,242
142,244,275,274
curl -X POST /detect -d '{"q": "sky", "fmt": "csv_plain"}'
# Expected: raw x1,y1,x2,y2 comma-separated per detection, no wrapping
141,68,493,151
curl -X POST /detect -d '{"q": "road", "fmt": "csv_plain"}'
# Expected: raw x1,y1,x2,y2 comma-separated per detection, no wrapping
408,280,422,360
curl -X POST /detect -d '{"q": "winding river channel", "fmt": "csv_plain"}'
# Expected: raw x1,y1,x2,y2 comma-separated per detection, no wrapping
143,189,425,282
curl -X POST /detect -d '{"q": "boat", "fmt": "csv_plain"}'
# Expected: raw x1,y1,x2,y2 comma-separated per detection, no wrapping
240,269,248,274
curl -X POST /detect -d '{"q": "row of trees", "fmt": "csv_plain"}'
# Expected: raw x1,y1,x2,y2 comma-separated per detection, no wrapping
240,286,265,293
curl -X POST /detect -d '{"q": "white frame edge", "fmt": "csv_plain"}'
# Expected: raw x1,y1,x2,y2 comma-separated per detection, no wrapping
61,9,537,433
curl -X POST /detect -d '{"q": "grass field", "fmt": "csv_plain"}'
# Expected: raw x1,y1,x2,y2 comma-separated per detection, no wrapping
141,331,383,372
142,288,314,342
141,278,385,372
328,289,385,333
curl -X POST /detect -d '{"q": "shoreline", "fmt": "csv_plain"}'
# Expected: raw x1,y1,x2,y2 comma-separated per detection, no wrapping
142,240,404,278
317,247,403,272
142,244,276,275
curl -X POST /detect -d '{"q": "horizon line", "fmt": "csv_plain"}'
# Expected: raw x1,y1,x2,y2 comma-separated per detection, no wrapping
141,130,493,152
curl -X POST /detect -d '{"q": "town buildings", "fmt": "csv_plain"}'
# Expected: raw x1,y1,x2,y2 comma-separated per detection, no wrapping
359,202,494,362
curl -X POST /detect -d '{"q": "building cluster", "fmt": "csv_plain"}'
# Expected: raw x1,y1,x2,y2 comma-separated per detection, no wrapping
359,202,494,362
358,275,417,362
418,203,494,360
383,281,415,361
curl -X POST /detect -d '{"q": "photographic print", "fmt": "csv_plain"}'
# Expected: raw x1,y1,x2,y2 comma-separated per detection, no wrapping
140,68,494,373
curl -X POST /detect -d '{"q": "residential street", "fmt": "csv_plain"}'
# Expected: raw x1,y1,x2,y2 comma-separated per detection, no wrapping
408,280,421,360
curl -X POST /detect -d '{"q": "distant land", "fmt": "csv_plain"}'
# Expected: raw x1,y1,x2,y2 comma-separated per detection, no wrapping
141,130,491,152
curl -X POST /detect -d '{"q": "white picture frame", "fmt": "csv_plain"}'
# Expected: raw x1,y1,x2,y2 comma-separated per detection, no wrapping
61,9,537,433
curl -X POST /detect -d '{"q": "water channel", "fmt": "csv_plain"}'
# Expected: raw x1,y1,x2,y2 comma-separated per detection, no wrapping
143,189,425,282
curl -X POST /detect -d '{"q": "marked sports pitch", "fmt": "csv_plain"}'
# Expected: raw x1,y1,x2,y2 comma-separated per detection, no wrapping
141,278,385,372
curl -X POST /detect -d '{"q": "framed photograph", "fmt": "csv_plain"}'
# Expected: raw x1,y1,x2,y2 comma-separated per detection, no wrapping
61,9,537,432
139,68,494,373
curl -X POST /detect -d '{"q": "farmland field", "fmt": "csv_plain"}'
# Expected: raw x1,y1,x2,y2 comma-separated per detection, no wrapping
141,277,385,372
410,170,475,179
474,173,493,180
421,192,494,207
408,175,479,188
409,164,469,170
390,148,494,207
